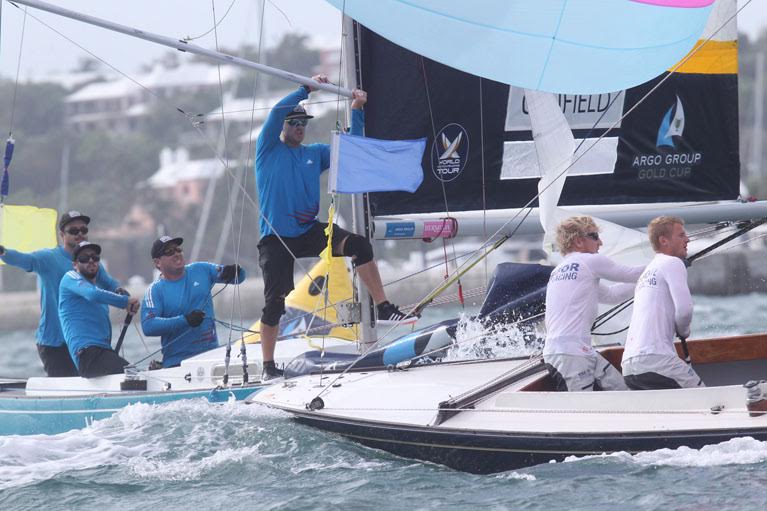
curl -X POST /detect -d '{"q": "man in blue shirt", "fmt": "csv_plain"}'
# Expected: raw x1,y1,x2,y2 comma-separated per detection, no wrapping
255,74,414,381
140,236,247,368
59,241,139,378
0,211,123,376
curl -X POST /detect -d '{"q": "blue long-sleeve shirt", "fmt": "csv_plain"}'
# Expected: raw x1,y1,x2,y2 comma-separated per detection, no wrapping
140,262,247,368
58,270,130,370
1,246,119,347
255,87,364,238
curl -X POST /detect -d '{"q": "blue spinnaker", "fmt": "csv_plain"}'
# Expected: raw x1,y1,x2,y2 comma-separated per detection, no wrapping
326,0,714,94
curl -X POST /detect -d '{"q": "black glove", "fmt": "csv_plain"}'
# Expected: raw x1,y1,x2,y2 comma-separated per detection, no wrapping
220,264,242,283
0,245,5,256
185,309,205,327
115,287,130,296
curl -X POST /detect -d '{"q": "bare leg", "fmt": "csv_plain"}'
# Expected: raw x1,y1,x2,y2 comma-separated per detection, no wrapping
260,323,278,362
335,236,386,304
355,260,387,304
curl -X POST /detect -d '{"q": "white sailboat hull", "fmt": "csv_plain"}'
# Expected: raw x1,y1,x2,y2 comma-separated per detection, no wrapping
251,335,767,473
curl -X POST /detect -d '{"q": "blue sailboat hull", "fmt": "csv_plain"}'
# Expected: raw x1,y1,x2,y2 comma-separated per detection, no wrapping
0,385,262,436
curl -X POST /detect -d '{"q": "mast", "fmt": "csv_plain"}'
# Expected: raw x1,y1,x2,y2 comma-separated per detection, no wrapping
8,0,353,98
343,15,376,348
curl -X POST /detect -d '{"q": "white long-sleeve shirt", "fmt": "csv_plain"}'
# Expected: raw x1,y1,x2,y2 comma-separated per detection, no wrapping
623,253,693,360
544,252,645,356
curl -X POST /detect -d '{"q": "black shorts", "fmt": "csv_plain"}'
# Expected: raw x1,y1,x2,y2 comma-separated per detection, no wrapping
258,222,352,324
37,344,79,377
77,346,130,378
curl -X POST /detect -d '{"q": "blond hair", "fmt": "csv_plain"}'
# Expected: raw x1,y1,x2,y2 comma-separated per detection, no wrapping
555,216,599,254
648,216,684,251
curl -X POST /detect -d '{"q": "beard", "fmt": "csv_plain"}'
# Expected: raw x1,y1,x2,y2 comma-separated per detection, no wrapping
79,266,99,280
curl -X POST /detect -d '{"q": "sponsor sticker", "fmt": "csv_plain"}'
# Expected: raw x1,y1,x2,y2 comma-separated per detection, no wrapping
423,220,455,239
385,222,416,238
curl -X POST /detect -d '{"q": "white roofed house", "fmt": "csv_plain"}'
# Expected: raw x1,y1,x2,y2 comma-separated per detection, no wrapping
146,147,228,208
64,63,237,135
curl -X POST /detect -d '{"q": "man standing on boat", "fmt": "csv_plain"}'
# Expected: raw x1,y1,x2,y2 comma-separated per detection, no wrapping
140,236,246,368
622,216,704,390
0,211,124,377
59,241,140,378
544,216,645,391
255,74,411,381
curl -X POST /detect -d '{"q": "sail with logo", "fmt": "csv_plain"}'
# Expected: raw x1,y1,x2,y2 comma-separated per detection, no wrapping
334,0,738,224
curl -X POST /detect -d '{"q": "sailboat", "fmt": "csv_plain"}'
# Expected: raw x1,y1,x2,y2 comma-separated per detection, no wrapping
0,0,457,435
250,0,767,473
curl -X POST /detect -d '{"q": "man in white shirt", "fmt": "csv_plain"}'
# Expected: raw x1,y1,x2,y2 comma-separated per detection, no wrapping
622,216,704,390
544,216,645,391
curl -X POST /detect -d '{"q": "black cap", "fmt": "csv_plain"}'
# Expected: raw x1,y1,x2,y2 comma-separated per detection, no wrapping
59,210,91,231
151,235,183,258
73,240,101,261
284,104,314,121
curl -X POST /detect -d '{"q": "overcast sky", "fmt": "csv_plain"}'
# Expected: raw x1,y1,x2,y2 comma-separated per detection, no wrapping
0,0,342,80
1,0,766,81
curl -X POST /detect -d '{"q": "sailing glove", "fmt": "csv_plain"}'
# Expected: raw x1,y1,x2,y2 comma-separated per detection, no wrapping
220,264,242,283
185,309,205,327
114,287,130,296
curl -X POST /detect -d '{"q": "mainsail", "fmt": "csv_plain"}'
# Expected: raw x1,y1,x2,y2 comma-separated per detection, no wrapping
348,0,739,218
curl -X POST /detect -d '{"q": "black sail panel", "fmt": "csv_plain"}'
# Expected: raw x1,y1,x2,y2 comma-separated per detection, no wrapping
358,28,740,216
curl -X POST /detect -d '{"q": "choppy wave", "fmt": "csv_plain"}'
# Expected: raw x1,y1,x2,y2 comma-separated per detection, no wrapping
563,436,767,468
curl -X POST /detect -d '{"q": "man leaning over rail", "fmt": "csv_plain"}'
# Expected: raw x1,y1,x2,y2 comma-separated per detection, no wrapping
59,241,139,378
622,216,704,390
0,211,124,377
255,74,413,381
543,216,645,391
140,236,246,369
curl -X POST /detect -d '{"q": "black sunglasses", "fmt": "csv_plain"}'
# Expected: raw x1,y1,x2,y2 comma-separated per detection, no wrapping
161,246,183,257
76,253,100,263
65,226,89,235
584,232,600,241
286,119,308,127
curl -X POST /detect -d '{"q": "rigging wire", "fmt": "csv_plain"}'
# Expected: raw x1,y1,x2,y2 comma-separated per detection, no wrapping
419,58,466,308
207,0,248,385
7,4,27,138
182,0,238,42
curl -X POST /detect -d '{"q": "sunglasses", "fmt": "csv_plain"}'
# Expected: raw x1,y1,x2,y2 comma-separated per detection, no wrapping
286,119,308,127
76,253,100,263
65,227,89,236
161,246,183,257
584,232,600,241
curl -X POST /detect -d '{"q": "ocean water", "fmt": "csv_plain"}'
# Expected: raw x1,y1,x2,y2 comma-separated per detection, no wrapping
1,295,767,510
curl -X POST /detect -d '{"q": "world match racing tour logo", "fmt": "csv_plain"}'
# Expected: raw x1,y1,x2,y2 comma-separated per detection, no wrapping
632,95,702,181
432,123,469,183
